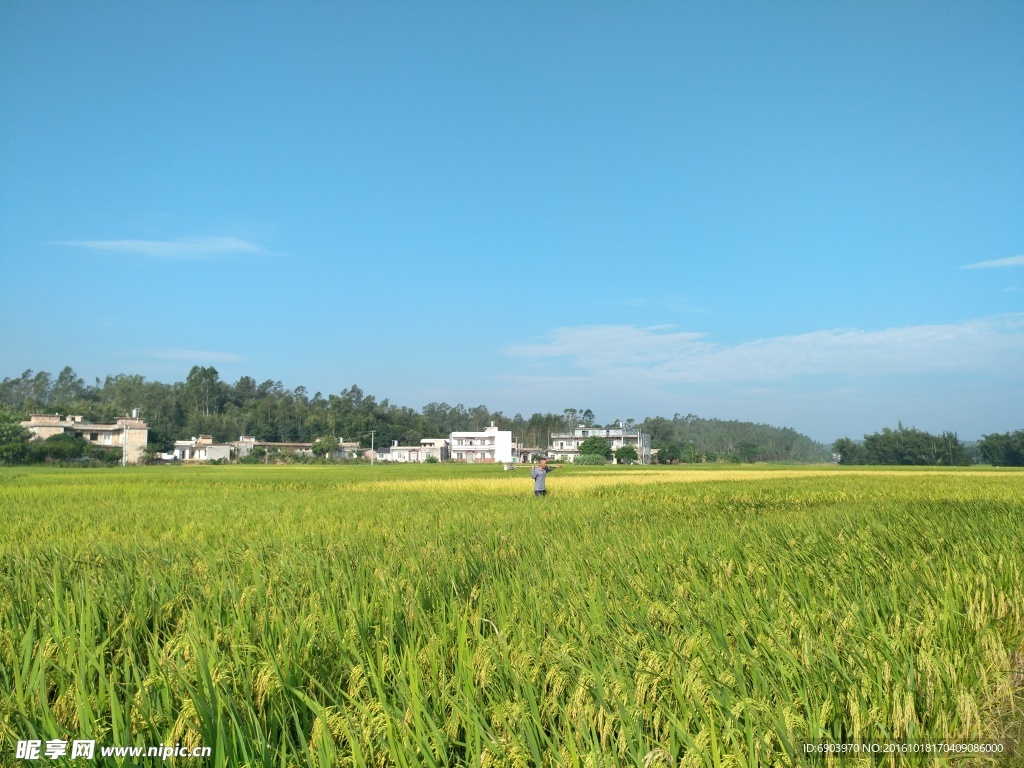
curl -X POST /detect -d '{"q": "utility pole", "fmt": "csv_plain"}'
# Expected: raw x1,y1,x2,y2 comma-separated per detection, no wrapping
369,430,376,465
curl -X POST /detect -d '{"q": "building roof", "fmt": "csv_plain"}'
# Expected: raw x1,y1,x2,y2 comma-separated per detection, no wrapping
23,414,147,431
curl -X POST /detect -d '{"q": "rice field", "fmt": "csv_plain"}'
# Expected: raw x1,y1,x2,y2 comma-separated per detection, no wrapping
1,464,1022,767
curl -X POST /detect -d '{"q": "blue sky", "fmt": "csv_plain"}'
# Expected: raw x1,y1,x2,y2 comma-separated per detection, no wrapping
1,2,1021,443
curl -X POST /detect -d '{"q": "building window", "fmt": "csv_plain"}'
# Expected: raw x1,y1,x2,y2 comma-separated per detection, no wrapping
103,434,112,445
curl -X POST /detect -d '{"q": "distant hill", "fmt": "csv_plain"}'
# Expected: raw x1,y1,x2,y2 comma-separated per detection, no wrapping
642,413,832,463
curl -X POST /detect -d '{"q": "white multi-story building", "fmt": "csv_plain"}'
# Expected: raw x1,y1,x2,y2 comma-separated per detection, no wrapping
548,424,651,464
450,424,514,463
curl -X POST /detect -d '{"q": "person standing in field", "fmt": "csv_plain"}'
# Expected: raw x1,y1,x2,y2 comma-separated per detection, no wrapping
531,457,561,497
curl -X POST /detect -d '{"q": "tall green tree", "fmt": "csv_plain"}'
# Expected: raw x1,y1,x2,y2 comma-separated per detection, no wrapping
185,366,221,417
978,430,1024,466
832,438,865,465
579,436,612,457
615,445,639,464
641,413,831,463
50,366,86,404
862,424,973,466
658,444,681,463
736,441,759,463
0,408,31,464
311,436,339,457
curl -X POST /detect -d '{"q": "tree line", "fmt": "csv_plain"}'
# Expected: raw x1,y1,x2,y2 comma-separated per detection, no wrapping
976,430,1024,467
832,423,1024,467
0,366,839,464
642,413,833,463
6,365,1017,466
0,366,573,452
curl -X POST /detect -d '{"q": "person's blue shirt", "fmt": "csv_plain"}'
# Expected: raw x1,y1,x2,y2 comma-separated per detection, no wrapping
531,464,556,491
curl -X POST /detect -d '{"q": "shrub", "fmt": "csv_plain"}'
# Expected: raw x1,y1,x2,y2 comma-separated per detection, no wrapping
574,454,607,465
30,433,88,462
0,410,31,464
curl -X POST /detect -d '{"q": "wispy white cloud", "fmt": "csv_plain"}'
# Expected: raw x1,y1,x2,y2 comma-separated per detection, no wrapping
146,348,245,364
504,315,1024,384
508,324,705,367
962,254,1024,269
57,237,263,259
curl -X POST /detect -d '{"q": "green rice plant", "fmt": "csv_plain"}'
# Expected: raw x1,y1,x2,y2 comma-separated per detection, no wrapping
0,465,1021,766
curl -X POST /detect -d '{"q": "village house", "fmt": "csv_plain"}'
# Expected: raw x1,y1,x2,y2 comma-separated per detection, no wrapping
364,446,389,462
332,439,362,460
20,413,149,464
380,442,422,462
301,436,364,459
449,424,514,464
375,438,450,463
516,446,544,463
420,438,450,462
167,435,234,462
548,424,652,464
235,436,315,458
